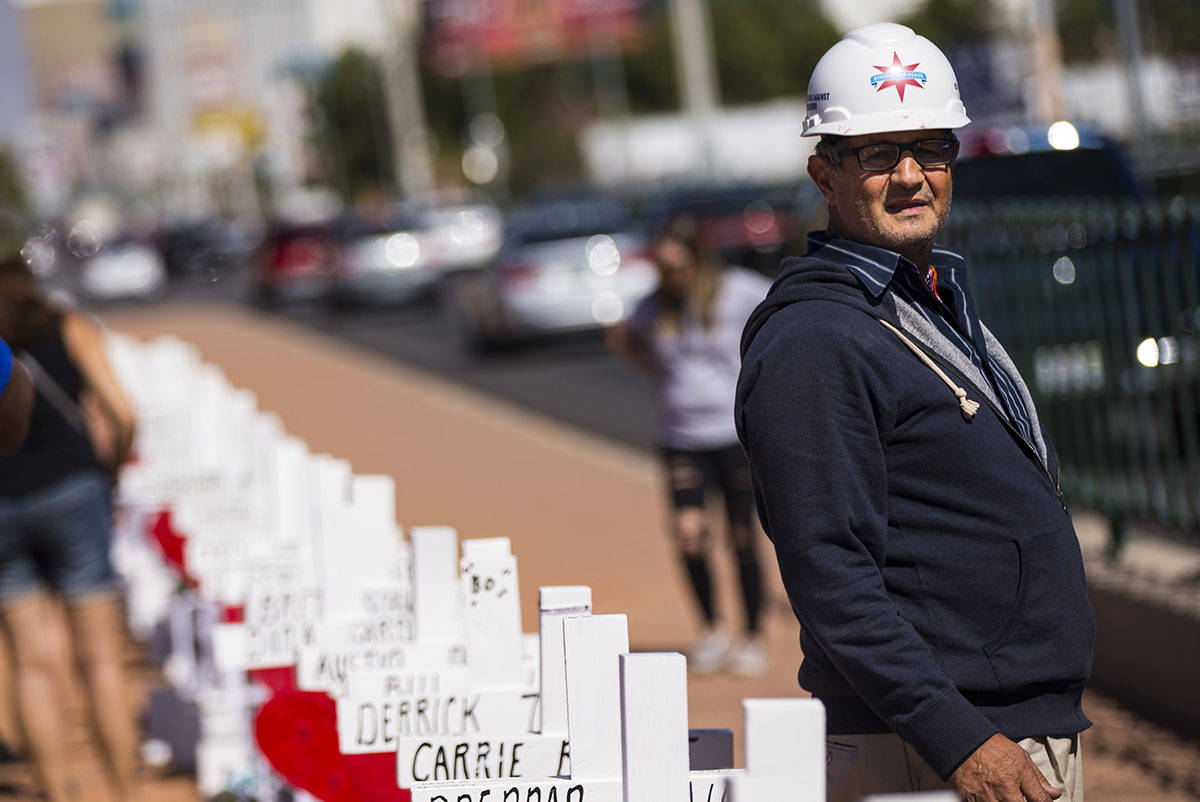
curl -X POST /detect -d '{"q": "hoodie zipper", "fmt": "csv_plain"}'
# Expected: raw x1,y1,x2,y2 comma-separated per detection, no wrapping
903,336,1070,515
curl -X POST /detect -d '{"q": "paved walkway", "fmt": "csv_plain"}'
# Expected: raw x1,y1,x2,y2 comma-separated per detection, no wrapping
0,303,1195,801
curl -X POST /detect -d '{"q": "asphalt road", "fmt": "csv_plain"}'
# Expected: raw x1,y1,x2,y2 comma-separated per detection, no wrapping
88,264,662,452
278,296,660,451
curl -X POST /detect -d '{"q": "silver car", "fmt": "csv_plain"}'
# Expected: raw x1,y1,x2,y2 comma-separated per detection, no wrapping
329,210,441,308
414,202,503,274
453,199,656,351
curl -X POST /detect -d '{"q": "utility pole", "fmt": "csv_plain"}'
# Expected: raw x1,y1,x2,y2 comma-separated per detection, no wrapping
1114,0,1149,144
1028,0,1066,122
378,0,436,201
668,0,720,178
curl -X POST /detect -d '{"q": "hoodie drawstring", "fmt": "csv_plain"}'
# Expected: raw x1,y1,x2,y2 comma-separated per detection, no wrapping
877,318,980,420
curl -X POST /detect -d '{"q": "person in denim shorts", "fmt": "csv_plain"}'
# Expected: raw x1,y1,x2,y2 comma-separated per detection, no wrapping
0,255,139,802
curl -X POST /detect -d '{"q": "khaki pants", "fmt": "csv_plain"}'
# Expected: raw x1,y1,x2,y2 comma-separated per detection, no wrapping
826,733,1082,802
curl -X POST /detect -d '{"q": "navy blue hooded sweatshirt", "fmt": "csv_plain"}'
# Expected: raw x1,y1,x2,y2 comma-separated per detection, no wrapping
735,250,1094,780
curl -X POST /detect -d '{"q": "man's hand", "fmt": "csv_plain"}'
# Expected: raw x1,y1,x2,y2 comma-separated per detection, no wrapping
950,734,1062,802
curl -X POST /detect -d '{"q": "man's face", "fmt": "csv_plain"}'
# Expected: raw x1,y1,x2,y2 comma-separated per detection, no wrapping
807,130,954,258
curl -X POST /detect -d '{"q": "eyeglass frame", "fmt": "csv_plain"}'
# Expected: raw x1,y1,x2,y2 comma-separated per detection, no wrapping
828,136,960,173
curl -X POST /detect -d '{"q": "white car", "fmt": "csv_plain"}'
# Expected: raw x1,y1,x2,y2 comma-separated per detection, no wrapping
416,202,503,273
80,238,168,301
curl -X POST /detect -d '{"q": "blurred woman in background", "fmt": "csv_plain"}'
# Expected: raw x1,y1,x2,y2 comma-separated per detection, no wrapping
0,254,139,802
610,215,772,676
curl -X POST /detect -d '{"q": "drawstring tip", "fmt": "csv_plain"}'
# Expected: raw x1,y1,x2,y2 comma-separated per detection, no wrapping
877,318,983,424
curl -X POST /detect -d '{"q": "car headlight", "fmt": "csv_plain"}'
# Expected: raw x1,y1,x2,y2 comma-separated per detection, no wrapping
384,233,421,269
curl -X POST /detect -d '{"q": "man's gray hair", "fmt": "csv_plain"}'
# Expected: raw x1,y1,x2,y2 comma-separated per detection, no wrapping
814,136,846,166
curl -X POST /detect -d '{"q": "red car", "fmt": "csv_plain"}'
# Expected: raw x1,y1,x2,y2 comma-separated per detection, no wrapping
255,221,340,305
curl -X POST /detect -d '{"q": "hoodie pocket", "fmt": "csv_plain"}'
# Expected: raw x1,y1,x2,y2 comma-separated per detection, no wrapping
981,539,1030,657
982,532,1094,692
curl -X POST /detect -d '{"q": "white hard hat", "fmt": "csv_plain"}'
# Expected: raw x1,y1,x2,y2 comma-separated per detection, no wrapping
802,22,970,137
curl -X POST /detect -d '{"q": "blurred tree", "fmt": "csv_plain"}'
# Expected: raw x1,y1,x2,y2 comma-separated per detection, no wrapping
314,48,395,201
492,62,593,195
0,149,27,215
421,61,594,197
707,0,840,105
1053,0,1199,64
415,0,843,196
1055,0,1118,62
1140,0,1200,58
898,0,998,45
0,147,30,259
420,71,466,157
622,4,679,113
418,68,469,186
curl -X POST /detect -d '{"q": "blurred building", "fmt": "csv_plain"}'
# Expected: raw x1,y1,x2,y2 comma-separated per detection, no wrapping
310,0,388,55
0,0,34,146
7,0,128,215
582,101,813,186
1063,57,1200,138
819,0,1034,35
140,0,317,220
21,0,122,113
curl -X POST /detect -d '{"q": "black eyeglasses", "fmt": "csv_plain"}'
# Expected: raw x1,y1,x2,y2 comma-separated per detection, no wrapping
842,138,959,172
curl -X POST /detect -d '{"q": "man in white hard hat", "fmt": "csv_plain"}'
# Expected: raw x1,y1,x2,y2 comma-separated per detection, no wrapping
735,23,1092,802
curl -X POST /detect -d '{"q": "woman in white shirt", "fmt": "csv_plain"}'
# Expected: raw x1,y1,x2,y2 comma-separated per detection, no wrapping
610,215,772,676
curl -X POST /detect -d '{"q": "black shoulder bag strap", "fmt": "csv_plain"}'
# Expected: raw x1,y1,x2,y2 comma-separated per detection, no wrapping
15,352,90,435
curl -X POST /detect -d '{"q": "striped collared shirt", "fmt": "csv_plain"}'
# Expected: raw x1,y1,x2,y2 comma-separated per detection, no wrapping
806,232,1036,446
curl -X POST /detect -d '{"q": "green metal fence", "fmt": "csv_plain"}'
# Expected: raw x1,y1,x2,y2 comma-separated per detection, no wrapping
941,197,1200,549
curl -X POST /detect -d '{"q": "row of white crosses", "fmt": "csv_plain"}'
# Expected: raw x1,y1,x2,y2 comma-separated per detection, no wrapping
323,529,539,755
401,586,822,802
103,334,322,795
100,331,957,802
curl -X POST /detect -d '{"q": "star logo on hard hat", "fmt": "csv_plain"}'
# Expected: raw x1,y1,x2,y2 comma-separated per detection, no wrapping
869,52,928,102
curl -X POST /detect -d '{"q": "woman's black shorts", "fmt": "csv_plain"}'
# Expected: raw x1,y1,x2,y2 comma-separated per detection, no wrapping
660,443,756,527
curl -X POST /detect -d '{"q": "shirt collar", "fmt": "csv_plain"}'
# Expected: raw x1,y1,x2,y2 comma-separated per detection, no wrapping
806,231,966,301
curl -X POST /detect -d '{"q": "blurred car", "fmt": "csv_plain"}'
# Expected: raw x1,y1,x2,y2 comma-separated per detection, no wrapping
953,121,1144,200
157,218,259,280
329,209,441,308
453,197,656,350
640,183,805,277
79,235,168,301
413,202,503,274
254,220,340,305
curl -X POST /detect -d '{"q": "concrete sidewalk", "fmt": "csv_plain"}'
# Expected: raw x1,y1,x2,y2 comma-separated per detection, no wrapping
102,303,799,668
1,302,1193,802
